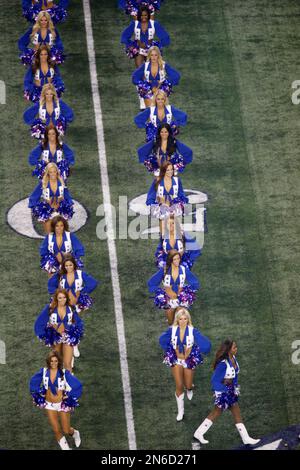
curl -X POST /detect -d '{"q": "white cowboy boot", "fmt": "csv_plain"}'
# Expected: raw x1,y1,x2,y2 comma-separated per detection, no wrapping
58,436,71,450
72,429,81,448
235,423,260,445
73,345,80,358
194,418,213,444
186,389,193,401
175,392,184,421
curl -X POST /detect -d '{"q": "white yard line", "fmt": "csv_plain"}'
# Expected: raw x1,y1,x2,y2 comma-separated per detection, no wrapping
82,0,137,450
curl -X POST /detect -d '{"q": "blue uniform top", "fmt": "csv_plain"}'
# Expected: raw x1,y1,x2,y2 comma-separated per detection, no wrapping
40,231,85,258
121,20,170,48
18,26,64,51
30,366,82,399
159,325,211,355
132,61,180,87
23,100,74,126
211,357,240,392
148,264,200,293
28,142,75,166
24,65,64,93
34,304,83,339
138,139,193,165
146,176,189,205
159,233,201,261
134,105,187,129
48,270,99,296
28,181,73,207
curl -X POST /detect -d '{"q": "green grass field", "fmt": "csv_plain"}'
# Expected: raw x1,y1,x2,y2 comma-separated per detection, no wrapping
0,0,300,450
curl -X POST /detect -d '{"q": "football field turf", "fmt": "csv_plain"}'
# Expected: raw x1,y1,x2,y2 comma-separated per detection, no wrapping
0,0,300,450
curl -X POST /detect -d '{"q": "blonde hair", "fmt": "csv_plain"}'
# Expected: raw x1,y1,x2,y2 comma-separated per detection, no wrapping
31,11,56,42
42,162,64,190
146,46,164,69
173,307,193,327
40,83,59,107
162,215,183,239
153,89,169,106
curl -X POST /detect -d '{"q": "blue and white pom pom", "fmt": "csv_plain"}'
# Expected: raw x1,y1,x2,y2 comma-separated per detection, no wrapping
32,160,47,180
143,154,160,174
159,79,173,97
50,47,66,65
31,390,46,408
56,116,67,136
64,323,84,347
20,48,35,66
185,345,204,370
214,384,239,410
125,40,139,58
177,285,197,307
39,325,62,347
146,122,158,142
153,288,170,309
61,395,79,412
76,293,93,313
170,153,185,173
32,201,53,222
75,257,84,270
162,345,177,367
58,199,74,220
24,85,41,103
56,160,70,182
49,6,68,25
40,253,60,274
31,119,46,140
22,4,41,23
137,80,153,99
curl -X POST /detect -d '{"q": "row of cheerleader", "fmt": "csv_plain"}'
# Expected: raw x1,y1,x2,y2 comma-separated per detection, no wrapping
18,1,99,450
119,1,261,447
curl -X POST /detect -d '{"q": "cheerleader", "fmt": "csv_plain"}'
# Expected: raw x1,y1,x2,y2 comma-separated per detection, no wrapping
132,46,180,108
19,11,64,65
28,124,74,182
22,1,69,25
48,254,98,358
23,83,74,140
159,308,211,421
28,162,74,233
29,350,82,450
34,289,84,370
155,215,201,269
134,90,187,142
146,162,188,222
148,249,200,324
121,6,170,68
23,45,65,103
48,254,98,313
193,340,260,446
138,123,192,175
39,215,85,275
118,0,163,19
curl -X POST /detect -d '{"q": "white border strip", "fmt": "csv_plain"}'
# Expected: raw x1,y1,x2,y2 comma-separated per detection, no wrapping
82,0,137,450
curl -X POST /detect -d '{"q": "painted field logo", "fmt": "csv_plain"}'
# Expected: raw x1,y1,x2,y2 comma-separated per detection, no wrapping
96,190,208,246
7,198,88,239
291,80,300,104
